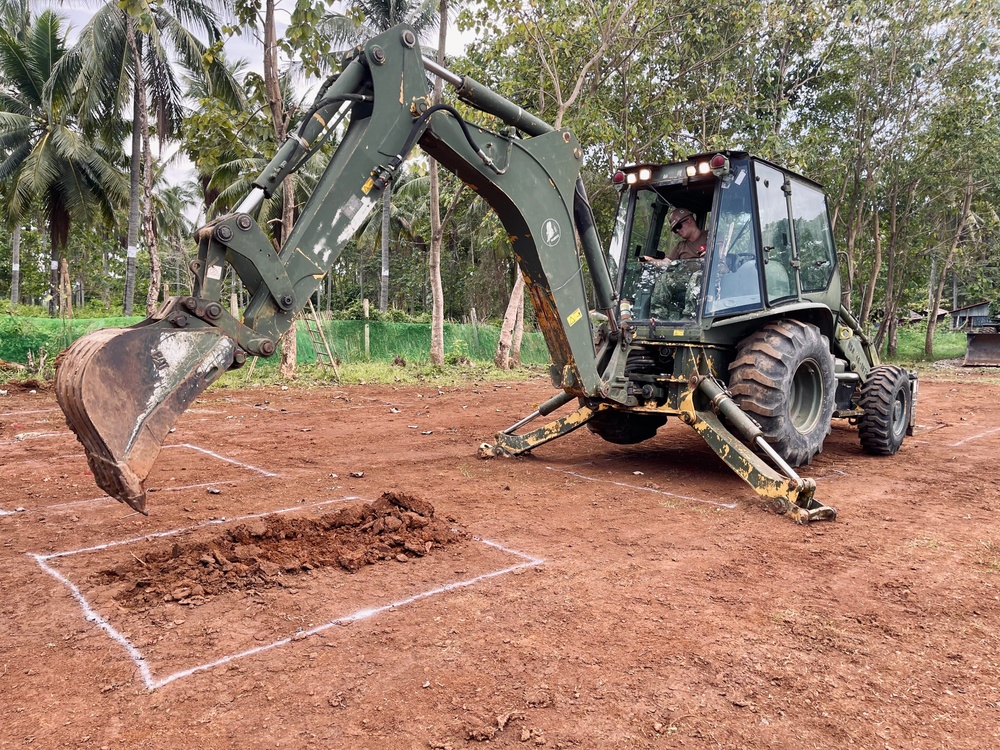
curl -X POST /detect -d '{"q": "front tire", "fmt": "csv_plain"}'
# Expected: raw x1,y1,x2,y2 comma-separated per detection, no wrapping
728,320,836,466
858,365,911,455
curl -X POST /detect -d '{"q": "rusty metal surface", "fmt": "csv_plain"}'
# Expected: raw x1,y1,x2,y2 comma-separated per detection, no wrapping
56,326,235,513
480,401,611,457
964,331,1000,367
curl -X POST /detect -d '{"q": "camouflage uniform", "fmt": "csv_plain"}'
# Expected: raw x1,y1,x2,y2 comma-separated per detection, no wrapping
649,259,703,320
647,210,709,321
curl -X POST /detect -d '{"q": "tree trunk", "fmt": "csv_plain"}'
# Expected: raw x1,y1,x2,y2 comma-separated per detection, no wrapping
278,179,298,379
887,315,898,358
428,163,444,364
511,288,525,367
263,0,297,379
135,35,161,317
380,186,391,310
495,273,524,369
925,176,974,356
859,208,881,327
47,238,58,317
122,16,141,317
427,0,449,365
58,257,72,319
874,181,905,352
9,224,19,305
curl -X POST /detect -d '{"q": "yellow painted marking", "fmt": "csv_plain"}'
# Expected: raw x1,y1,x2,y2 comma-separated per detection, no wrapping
312,112,327,128
567,308,583,327
673,329,684,337
362,178,374,195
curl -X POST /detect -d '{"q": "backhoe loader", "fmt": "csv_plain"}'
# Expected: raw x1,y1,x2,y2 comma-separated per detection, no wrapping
55,25,916,523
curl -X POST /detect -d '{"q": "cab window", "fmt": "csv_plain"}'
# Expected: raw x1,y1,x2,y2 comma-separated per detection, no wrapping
754,162,795,303
790,179,836,293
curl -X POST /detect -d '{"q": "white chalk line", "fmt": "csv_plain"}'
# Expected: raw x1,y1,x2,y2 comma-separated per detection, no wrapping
0,408,61,417
4,441,278,515
948,426,1000,447
547,466,738,509
30,553,156,687
152,538,542,689
10,480,252,515
162,443,280,477
30,501,542,691
37,496,361,559
0,431,72,445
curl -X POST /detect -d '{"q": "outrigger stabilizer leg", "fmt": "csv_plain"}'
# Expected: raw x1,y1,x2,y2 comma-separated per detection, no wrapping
480,379,836,524
477,390,611,457
683,376,836,523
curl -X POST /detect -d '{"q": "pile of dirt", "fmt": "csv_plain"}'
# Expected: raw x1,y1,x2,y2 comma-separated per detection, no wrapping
94,492,464,610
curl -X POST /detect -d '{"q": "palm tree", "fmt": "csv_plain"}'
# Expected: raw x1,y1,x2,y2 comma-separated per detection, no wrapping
63,0,240,316
0,11,128,316
0,0,30,304
149,171,197,298
317,0,439,312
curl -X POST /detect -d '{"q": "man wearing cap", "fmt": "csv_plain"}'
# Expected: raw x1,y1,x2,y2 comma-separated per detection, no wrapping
642,207,708,265
647,207,709,320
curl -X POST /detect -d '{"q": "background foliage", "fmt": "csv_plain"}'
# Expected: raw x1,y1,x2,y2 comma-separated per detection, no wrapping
2,0,998,362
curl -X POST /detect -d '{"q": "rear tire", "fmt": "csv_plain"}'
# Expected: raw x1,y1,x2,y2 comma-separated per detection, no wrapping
585,408,666,445
858,365,911,455
728,320,836,466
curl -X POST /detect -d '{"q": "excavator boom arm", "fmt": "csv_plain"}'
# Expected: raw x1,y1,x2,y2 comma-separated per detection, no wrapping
55,25,617,512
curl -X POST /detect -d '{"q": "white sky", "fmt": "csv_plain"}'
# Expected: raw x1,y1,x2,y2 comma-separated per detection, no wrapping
55,1,469,79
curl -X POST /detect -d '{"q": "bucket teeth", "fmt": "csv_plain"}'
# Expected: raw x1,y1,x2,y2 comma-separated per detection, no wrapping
55,326,235,512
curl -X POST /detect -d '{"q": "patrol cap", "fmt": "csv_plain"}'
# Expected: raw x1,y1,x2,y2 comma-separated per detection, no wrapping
669,207,694,231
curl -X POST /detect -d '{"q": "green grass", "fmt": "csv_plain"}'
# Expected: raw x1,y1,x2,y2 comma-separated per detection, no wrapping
215,357,547,389
0,316,979,388
890,324,968,365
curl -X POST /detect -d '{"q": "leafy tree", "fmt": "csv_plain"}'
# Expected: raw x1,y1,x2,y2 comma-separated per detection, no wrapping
0,10,127,316
0,0,30,305
64,0,239,315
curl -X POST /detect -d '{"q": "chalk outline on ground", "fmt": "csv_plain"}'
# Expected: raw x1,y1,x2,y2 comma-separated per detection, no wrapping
29,497,543,690
0,407,61,418
1,442,281,515
161,443,280,477
548,465,738,510
948,426,1000,447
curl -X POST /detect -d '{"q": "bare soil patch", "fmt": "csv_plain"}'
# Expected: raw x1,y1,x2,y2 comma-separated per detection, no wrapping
99,492,463,608
2,374,1000,749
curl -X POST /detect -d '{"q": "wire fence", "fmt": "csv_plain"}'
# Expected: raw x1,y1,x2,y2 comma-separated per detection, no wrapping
0,315,552,366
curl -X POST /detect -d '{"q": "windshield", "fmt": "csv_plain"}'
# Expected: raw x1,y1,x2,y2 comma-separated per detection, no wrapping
612,157,765,326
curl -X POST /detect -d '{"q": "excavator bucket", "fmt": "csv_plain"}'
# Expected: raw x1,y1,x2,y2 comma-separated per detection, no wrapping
55,325,236,513
964,330,1000,367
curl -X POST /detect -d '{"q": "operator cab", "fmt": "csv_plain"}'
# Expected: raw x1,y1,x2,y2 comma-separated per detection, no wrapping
606,152,839,329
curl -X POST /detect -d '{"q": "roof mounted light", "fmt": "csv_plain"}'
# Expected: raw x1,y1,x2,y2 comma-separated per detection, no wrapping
626,172,638,184
710,153,730,177
612,170,626,185
638,167,652,180
685,164,697,177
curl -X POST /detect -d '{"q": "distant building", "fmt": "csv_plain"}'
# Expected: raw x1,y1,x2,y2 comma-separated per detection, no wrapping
902,307,949,325
950,302,991,330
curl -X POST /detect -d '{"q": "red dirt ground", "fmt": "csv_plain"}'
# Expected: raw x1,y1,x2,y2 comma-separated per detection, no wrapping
2,371,1000,749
